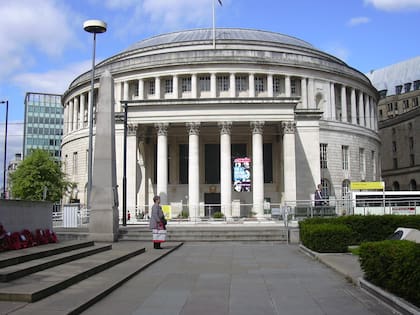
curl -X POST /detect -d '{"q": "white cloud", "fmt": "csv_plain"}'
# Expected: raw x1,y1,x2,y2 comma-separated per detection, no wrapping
12,60,92,95
0,0,79,81
365,0,420,11
348,16,371,26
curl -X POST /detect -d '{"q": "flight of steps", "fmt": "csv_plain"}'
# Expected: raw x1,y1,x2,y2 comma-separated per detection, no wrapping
119,224,290,242
0,240,182,314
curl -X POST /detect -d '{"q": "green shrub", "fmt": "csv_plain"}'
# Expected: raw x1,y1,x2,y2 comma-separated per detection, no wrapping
177,210,189,218
301,223,352,253
359,240,420,307
212,211,225,219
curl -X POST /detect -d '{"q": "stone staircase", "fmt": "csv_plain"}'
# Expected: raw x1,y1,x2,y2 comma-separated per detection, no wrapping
0,240,182,314
119,223,290,242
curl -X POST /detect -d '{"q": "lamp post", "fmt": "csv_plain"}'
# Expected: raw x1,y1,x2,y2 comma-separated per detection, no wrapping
83,19,107,209
0,100,8,199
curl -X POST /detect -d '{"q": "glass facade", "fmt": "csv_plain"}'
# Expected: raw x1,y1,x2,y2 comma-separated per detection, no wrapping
23,92,63,160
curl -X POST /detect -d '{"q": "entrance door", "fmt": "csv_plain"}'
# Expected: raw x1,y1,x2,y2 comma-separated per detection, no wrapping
204,193,221,216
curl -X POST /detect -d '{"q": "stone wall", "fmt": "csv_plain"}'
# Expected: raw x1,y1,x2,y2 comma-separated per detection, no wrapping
0,200,53,233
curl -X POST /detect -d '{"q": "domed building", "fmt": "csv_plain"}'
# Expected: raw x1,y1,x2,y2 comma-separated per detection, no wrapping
62,28,380,218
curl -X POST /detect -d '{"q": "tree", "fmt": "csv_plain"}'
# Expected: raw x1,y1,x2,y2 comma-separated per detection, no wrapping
10,149,70,202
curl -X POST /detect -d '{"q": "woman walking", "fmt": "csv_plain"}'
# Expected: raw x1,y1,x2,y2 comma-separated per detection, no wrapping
149,195,166,249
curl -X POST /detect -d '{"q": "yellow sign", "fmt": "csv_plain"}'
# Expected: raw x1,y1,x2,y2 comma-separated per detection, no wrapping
350,181,384,190
162,205,172,219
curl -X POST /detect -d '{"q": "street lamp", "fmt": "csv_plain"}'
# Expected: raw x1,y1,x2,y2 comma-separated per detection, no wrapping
0,100,8,199
83,19,107,209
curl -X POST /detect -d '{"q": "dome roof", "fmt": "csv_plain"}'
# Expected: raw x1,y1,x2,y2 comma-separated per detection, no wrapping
125,28,315,52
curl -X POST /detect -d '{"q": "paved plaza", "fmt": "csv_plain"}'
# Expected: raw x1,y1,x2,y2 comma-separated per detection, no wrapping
82,242,394,315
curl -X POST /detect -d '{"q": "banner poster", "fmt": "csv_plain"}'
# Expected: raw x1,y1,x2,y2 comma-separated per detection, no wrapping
233,157,251,192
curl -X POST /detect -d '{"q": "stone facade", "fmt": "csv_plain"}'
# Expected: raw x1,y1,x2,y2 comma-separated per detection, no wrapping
61,28,380,218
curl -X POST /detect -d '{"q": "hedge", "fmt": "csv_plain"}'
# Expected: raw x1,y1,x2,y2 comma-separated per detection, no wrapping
299,215,420,245
359,240,420,307
300,223,352,253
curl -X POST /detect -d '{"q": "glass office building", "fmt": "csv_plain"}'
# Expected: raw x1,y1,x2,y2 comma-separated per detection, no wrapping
23,92,63,160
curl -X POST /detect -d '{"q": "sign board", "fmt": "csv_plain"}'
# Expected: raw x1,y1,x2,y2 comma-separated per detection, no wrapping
392,207,416,215
233,157,251,192
162,205,172,219
350,181,384,190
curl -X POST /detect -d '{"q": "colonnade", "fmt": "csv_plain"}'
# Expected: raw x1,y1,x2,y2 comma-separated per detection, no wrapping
63,72,378,137
148,120,296,218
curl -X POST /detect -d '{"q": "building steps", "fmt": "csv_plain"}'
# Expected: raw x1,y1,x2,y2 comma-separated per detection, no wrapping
119,224,289,242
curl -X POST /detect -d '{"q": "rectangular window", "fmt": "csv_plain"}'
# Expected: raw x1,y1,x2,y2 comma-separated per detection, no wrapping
148,80,155,95
359,148,365,173
205,144,220,184
414,80,420,90
263,143,273,183
235,76,248,92
393,158,398,169
392,141,397,153
164,78,173,94
404,83,412,93
409,137,414,151
181,77,191,92
254,76,265,93
371,151,376,180
273,76,281,93
72,152,78,174
410,154,415,166
320,144,328,169
198,76,210,91
291,79,297,95
395,85,402,95
179,144,189,184
403,99,409,109
342,145,349,170
413,97,419,107
217,76,229,91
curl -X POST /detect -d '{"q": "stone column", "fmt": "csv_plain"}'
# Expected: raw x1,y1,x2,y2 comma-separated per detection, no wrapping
364,94,369,128
80,93,86,128
330,83,336,120
115,82,122,113
219,121,232,218
230,73,236,97
138,79,144,100
282,121,296,204
155,123,168,205
350,88,357,124
173,75,179,98
73,97,79,131
127,124,138,215
155,77,161,99
210,73,217,98
89,70,119,242
358,91,365,126
251,121,264,217
187,122,200,220
341,85,347,122
137,133,147,215
285,76,291,97
308,78,314,108
191,74,197,98
249,73,255,97
63,104,68,135
68,100,74,132
301,77,308,108
267,74,273,97
123,81,129,101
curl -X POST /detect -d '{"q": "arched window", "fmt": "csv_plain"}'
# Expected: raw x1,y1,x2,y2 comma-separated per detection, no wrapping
409,179,417,191
392,181,400,191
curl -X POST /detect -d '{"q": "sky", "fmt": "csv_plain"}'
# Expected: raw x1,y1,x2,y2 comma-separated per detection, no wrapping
0,0,419,185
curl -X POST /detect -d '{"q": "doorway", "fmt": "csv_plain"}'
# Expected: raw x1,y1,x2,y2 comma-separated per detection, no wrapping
204,193,221,216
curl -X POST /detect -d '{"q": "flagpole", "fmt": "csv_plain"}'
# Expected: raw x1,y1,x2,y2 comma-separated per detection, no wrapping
212,0,216,49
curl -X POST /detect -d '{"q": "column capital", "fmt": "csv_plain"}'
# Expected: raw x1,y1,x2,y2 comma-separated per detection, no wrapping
218,121,232,135
186,122,200,135
281,121,296,134
127,123,138,136
250,121,264,134
155,123,169,136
